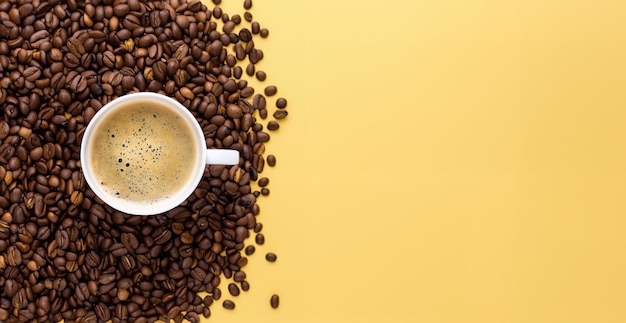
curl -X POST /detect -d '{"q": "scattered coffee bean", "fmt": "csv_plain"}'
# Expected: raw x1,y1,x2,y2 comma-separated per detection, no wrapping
228,283,241,296
256,71,267,81
276,98,288,109
258,177,269,187
261,188,270,196
234,271,247,282
267,155,277,166
265,86,278,96
256,233,265,245
244,12,253,22
244,0,253,10
267,121,280,130
223,300,236,310
266,252,277,262
241,281,250,291
245,245,256,255
270,295,280,308
261,28,270,38
273,110,288,119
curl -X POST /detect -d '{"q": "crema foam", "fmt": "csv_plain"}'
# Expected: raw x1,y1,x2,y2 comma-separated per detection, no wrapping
88,99,199,206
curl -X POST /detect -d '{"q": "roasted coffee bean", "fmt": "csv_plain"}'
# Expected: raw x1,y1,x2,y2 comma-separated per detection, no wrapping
223,300,235,310
113,4,130,17
267,121,280,130
276,98,287,109
266,252,277,262
184,312,200,323
264,86,278,96
245,245,255,255
251,22,261,34
213,288,222,300
23,66,41,82
245,63,255,76
241,281,250,291
234,66,243,79
234,43,246,61
258,177,269,187
227,104,243,119
7,246,21,266
228,283,240,296
239,29,252,43
233,271,247,282
0,122,9,139
270,294,279,308
256,70,267,81
273,110,288,119
244,12,253,23
267,154,276,166
99,274,116,285
0,308,8,320
255,233,265,245
239,87,253,98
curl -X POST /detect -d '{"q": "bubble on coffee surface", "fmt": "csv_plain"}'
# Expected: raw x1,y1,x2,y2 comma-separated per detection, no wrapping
89,101,198,205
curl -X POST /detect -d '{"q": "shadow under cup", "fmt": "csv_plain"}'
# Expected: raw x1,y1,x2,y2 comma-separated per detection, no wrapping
80,92,239,215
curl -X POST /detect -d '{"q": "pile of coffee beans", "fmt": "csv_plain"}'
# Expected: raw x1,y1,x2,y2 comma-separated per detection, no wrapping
0,0,286,321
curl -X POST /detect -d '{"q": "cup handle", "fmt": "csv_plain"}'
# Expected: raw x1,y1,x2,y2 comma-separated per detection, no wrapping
206,149,239,165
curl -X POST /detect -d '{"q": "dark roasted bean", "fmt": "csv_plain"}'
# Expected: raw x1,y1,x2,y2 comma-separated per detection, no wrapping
113,4,130,17
267,154,276,166
246,63,255,76
264,86,277,96
267,121,280,130
95,303,111,321
251,22,260,34
234,271,247,283
227,104,243,119
258,177,269,187
244,14,253,24
228,283,240,296
223,300,235,310
270,294,279,308
223,21,236,34
276,98,287,109
234,66,243,79
213,288,222,300
266,252,277,262
273,110,288,119
255,233,265,245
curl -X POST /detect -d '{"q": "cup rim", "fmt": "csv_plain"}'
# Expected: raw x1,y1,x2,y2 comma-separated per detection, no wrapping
80,92,206,215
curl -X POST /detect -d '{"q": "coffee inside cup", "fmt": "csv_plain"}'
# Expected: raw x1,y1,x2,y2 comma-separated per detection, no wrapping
87,98,200,208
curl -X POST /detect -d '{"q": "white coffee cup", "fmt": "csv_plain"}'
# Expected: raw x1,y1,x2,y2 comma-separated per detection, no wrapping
80,92,239,215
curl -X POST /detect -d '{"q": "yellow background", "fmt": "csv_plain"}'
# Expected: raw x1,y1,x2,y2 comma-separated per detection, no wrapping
205,0,626,322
